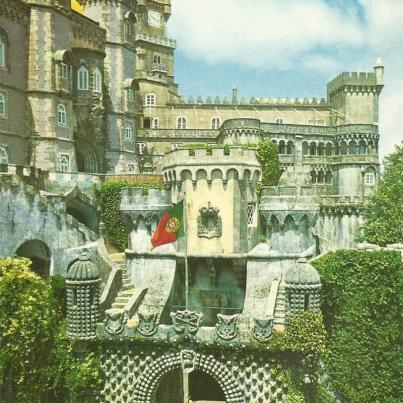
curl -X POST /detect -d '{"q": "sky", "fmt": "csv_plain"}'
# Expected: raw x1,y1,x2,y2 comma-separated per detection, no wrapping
168,0,403,161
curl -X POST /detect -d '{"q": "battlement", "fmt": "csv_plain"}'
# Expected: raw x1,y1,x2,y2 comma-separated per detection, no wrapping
327,71,378,95
173,96,327,107
120,188,171,212
135,33,176,48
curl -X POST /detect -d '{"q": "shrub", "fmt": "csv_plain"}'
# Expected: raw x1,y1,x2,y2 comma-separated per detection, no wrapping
256,140,280,186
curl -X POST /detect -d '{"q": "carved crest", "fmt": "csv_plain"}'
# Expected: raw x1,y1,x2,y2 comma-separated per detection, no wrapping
253,316,274,341
104,309,127,335
137,312,159,337
197,202,222,239
170,310,203,335
180,349,197,374
216,314,238,340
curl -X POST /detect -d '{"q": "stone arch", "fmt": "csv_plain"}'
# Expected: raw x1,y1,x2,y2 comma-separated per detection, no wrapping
278,140,286,154
325,142,332,156
196,169,208,181
318,142,325,156
302,141,309,155
180,169,192,182
252,170,261,181
309,142,317,156
226,168,239,181
168,171,172,183
286,141,294,155
65,187,98,232
348,140,357,155
243,168,251,182
15,239,52,277
75,141,99,173
133,351,243,403
211,168,223,181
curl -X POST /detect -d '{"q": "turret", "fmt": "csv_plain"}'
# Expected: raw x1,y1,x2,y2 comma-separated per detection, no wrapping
327,62,384,125
284,258,321,323
66,251,101,339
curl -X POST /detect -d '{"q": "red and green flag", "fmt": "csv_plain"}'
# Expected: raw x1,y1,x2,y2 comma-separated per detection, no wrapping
151,200,185,248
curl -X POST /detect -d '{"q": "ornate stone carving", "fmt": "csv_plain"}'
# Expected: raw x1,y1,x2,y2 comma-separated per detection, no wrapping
197,202,222,239
180,349,196,374
137,312,158,337
216,314,238,340
170,310,203,335
253,317,274,341
104,309,127,335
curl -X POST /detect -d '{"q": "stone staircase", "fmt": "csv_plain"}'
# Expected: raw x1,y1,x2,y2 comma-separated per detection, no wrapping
273,282,286,326
108,253,136,310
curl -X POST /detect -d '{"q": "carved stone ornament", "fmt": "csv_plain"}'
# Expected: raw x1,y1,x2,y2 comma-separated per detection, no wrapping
216,314,239,340
180,349,197,374
170,310,203,335
197,202,222,239
104,309,127,335
253,316,274,341
137,312,159,337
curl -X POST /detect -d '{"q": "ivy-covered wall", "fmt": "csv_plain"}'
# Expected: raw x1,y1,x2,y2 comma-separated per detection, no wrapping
96,181,162,252
313,250,403,403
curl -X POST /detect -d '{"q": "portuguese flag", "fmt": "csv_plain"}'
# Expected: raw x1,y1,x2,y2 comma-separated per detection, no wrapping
151,200,185,248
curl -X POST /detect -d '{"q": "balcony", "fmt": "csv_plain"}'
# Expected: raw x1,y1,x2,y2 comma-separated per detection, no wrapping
151,63,168,74
135,33,176,48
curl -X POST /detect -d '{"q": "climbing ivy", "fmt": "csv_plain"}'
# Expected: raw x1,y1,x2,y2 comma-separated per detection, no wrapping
312,250,403,403
256,140,280,186
362,143,403,245
96,181,162,252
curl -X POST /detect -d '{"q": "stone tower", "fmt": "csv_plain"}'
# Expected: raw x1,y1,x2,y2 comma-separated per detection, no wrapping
66,251,101,339
284,258,321,323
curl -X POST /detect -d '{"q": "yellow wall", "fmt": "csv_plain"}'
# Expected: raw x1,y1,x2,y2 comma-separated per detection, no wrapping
71,0,85,14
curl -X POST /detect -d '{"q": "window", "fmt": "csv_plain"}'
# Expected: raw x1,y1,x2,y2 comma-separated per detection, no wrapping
0,35,5,68
0,92,6,118
137,142,146,155
0,146,8,164
152,118,159,129
127,164,136,172
171,143,182,151
126,88,134,103
125,121,134,140
275,117,284,124
58,154,70,172
59,63,68,80
211,117,221,130
247,203,257,226
145,93,156,106
92,68,102,93
177,116,187,129
364,172,375,186
153,54,161,64
57,104,67,126
77,65,89,90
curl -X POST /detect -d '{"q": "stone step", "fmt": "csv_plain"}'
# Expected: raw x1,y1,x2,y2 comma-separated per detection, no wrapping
117,291,135,298
122,283,135,291
112,302,127,309
115,296,132,304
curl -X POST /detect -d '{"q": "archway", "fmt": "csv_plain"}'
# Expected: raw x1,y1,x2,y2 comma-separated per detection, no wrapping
15,240,52,277
190,370,226,402
75,143,98,173
133,351,243,403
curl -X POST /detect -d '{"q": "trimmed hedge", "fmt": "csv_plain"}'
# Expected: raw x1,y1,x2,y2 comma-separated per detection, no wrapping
313,250,403,403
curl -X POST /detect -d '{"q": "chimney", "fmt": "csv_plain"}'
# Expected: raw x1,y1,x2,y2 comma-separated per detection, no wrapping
232,87,238,105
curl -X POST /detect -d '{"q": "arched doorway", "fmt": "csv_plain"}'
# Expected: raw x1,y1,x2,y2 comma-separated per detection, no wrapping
15,240,52,277
75,143,98,173
190,370,226,402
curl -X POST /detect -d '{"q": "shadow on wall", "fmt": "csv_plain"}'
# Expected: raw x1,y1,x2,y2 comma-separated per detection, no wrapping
15,239,52,277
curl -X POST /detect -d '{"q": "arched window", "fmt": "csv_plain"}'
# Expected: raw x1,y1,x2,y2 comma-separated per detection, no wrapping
152,118,159,129
177,116,187,129
125,121,134,140
359,140,367,155
153,54,161,64
302,141,309,155
340,141,347,155
325,170,332,184
364,168,376,186
318,142,325,156
58,153,70,172
57,104,67,126
0,92,6,117
309,142,317,156
77,65,89,90
275,117,284,124
126,88,134,103
0,33,6,68
278,140,286,155
92,68,102,93
310,170,317,184
325,143,332,156
145,93,156,106
349,140,357,155
317,170,324,184
0,146,8,164
211,117,221,130
286,141,294,155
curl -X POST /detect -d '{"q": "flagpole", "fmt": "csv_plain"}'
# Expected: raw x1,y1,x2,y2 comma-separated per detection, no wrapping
184,191,189,311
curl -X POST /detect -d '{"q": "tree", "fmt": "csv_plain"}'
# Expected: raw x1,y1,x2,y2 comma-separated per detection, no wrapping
362,143,403,245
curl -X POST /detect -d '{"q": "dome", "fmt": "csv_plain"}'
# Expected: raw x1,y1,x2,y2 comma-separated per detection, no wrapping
285,258,320,285
66,251,100,281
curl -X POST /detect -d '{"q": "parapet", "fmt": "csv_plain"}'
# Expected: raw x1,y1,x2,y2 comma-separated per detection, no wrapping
327,71,378,96
120,188,171,212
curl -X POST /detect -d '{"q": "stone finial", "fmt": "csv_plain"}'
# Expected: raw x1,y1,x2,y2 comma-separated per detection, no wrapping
374,57,384,68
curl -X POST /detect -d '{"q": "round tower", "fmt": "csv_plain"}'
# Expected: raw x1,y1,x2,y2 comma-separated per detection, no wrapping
66,251,101,339
284,258,321,323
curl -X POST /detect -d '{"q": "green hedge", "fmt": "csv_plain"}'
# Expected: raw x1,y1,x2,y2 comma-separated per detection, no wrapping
96,181,161,252
313,250,403,403
257,140,280,186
